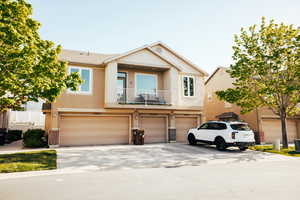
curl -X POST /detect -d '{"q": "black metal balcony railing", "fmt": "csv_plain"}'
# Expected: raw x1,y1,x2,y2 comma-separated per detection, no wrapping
117,88,171,105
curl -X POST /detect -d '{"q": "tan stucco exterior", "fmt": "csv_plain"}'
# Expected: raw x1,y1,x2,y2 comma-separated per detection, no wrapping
53,66,105,110
204,67,300,143
204,67,258,130
45,42,207,146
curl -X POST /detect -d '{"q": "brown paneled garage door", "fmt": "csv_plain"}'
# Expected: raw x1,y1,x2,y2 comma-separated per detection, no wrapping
59,115,129,146
176,117,198,143
262,119,297,143
140,116,166,143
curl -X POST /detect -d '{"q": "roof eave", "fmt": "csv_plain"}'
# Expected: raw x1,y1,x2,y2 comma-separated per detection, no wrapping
205,66,228,85
149,41,209,76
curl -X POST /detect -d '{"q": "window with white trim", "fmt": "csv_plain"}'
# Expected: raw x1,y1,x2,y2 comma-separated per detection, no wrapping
68,66,92,94
183,76,195,97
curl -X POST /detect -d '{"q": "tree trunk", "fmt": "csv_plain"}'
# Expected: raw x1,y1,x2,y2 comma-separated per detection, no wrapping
0,111,8,129
0,111,4,128
280,110,289,149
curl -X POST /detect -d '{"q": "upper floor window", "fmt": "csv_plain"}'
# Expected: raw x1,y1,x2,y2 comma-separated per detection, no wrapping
68,66,92,94
135,73,157,96
183,76,194,97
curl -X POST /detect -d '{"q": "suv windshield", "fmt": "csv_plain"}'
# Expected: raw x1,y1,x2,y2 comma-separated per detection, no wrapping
230,124,251,131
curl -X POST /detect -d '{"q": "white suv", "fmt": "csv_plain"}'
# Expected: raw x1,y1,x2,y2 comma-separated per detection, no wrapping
187,121,255,151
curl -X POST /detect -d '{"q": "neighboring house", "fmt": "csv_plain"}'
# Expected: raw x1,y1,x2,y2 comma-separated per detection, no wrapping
0,102,44,132
204,67,300,143
44,42,208,146
8,101,45,132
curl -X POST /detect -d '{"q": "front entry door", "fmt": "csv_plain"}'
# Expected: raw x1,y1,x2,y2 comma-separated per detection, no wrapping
117,72,127,103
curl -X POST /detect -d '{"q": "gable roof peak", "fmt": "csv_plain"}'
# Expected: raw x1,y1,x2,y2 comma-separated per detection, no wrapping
103,41,208,76
148,42,208,76
205,66,228,85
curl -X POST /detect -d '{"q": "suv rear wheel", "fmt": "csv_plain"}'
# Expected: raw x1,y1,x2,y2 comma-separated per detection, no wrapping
215,137,227,151
188,134,197,145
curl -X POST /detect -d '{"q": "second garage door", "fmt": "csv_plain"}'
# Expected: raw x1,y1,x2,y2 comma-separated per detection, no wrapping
262,119,297,143
60,115,129,146
176,117,198,143
140,116,166,143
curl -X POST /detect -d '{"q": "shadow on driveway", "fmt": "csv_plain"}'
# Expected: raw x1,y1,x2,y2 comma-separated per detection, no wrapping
56,143,294,171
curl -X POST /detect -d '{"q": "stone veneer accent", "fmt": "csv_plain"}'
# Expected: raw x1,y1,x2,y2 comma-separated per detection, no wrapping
48,129,59,145
168,128,176,142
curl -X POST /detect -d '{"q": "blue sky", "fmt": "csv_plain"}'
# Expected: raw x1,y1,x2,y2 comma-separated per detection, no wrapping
28,0,300,74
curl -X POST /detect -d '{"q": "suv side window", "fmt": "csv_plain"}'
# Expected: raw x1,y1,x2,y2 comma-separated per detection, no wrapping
206,123,227,130
199,123,209,129
216,123,227,130
199,122,227,130
207,123,217,130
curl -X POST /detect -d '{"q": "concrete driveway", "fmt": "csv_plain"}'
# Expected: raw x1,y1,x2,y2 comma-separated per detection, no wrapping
57,143,294,171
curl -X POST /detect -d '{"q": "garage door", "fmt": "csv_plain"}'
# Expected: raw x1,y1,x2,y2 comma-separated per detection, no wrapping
262,119,297,143
140,116,166,143
60,116,129,146
176,117,198,143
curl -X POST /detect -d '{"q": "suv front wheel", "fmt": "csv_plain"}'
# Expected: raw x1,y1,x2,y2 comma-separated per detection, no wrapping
188,134,197,145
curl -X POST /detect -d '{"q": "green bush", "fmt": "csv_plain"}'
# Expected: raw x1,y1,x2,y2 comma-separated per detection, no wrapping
23,129,48,148
6,130,22,143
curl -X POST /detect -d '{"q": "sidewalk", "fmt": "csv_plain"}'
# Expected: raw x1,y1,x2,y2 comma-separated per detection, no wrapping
0,140,50,154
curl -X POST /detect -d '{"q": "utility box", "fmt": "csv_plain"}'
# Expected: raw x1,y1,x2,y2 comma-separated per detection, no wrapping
273,139,281,151
294,139,300,153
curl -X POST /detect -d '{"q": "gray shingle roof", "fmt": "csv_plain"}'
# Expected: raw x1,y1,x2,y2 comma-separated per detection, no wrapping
59,49,119,65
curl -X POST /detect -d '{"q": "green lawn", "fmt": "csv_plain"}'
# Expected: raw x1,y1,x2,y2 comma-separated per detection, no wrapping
249,145,300,157
0,150,57,173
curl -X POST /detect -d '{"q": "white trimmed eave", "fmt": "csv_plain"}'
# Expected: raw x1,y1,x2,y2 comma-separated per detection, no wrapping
149,41,209,76
102,45,183,72
145,47,182,71
102,44,149,64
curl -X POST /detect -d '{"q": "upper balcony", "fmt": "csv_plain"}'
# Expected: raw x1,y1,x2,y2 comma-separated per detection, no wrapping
104,61,204,110
117,88,171,106
104,62,177,109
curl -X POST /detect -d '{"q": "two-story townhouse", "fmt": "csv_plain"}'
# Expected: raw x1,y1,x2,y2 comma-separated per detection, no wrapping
204,67,300,143
44,42,208,146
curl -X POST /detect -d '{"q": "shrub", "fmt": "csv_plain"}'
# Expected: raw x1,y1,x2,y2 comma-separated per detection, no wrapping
6,130,23,143
23,129,48,148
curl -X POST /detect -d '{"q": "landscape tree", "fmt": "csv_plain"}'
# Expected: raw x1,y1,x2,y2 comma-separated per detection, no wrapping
0,0,81,125
216,17,300,148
